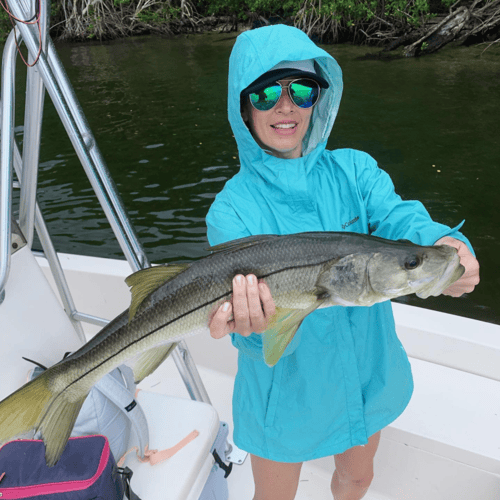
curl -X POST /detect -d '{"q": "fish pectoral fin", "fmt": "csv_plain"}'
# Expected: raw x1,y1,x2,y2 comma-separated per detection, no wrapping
125,264,190,321
129,343,178,384
263,302,324,367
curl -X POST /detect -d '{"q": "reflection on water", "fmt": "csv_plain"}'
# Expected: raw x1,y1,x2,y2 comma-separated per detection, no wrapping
8,34,500,324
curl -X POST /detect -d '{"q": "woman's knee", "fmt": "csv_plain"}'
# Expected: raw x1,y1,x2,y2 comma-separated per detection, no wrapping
333,431,381,490
251,454,303,500
336,466,374,489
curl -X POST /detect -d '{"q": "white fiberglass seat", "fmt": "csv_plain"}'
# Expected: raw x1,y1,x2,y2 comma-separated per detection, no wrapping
122,391,221,500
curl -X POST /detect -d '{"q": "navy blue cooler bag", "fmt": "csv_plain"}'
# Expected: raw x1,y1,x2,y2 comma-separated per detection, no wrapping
0,435,131,499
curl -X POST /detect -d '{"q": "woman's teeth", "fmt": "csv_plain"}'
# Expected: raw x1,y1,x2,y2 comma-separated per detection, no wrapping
272,123,296,129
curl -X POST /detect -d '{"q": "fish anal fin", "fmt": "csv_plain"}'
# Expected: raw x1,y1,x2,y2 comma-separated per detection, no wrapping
129,343,178,384
125,265,190,322
263,302,324,367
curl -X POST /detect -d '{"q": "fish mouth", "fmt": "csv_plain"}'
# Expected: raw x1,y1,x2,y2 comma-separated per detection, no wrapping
416,254,465,299
409,276,434,289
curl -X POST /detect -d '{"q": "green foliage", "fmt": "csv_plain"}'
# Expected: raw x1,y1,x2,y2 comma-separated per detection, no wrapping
0,8,12,42
87,24,96,39
384,0,432,26
40,0,463,42
136,5,181,24
199,0,444,29
202,0,245,16
313,0,379,24
50,3,61,19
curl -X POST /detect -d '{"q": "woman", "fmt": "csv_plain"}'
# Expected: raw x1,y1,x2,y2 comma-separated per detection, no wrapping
206,25,479,500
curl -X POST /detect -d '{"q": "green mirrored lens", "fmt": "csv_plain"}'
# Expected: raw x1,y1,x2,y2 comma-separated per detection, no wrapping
289,80,319,108
249,85,282,111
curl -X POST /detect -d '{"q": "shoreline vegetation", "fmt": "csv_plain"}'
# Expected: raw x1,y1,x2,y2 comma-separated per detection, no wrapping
1,0,499,56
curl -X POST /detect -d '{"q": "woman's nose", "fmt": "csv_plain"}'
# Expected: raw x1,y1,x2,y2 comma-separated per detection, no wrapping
275,89,294,113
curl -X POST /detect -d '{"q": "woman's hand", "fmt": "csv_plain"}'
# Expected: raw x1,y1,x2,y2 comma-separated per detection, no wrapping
209,274,276,339
434,236,480,297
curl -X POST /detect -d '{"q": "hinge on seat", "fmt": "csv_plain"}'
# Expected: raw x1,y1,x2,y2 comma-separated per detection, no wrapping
224,439,248,466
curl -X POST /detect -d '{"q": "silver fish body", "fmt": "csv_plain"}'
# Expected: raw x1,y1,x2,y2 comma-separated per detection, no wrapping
0,231,464,465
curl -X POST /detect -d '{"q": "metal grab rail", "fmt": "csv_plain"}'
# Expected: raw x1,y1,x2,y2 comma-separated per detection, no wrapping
0,0,211,405
19,0,48,250
0,27,17,305
7,17,149,273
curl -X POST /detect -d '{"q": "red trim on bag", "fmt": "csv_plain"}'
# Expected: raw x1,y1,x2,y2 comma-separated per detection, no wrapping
0,436,110,499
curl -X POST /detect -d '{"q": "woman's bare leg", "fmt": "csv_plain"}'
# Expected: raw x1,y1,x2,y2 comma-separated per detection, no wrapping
251,454,303,500
331,431,381,500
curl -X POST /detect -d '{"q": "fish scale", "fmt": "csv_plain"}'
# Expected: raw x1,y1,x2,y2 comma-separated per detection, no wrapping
0,231,464,466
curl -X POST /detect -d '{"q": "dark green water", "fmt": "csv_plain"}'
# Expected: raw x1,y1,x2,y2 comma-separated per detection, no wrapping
9,33,500,324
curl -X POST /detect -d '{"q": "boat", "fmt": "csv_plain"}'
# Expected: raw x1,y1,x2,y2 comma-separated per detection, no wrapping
1,0,499,498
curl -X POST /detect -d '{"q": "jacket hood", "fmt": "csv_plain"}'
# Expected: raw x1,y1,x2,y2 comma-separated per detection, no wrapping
228,25,343,179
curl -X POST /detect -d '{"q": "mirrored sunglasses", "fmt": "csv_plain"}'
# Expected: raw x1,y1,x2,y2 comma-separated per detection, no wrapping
248,79,321,112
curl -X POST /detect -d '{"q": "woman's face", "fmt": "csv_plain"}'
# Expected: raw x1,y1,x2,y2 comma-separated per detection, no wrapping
241,78,313,160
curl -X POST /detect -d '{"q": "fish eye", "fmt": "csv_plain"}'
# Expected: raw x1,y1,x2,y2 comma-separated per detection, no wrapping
404,256,421,270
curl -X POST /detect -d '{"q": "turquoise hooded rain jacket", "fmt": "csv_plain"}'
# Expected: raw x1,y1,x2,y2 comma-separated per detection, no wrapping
206,25,473,462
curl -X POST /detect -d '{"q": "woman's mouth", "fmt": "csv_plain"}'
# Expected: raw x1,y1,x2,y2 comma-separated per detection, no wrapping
271,122,298,135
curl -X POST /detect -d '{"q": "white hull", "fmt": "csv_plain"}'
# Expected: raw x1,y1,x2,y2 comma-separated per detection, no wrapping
29,251,500,499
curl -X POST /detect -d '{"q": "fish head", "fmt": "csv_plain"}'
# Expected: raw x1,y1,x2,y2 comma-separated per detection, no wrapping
317,242,464,306
365,244,465,301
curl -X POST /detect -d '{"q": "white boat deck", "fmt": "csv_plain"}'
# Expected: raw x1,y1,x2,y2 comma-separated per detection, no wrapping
138,346,500,500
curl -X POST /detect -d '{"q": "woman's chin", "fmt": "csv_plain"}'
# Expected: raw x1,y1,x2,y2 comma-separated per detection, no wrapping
267,142,302,159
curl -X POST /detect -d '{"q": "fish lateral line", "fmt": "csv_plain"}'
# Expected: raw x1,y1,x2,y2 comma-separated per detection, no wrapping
60,259,338,389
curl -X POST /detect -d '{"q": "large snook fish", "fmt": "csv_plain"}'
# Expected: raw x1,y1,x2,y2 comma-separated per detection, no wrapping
0,232,464,466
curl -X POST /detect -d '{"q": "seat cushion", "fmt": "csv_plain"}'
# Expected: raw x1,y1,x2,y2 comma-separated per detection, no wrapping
122,390,220,500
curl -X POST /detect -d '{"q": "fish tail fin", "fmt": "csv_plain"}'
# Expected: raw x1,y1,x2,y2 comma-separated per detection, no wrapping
0,371,53,442
37,389,86,467
0,370,86,467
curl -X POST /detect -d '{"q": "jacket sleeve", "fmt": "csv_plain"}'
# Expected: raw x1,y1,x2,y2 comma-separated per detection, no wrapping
355,151,475,254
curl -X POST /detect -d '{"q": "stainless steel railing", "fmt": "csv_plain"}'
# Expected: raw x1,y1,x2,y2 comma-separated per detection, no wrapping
0,0,211,405
0,27,17,306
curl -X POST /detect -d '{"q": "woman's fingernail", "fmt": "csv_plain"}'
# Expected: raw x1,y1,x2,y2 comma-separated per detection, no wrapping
222,302,230,312
235,275,242,285
247,275,254,285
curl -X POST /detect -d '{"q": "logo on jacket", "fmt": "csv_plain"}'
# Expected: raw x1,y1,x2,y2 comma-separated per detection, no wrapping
342,216,360,230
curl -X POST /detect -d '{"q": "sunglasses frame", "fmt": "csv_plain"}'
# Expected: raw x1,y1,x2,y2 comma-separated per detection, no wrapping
248,78,321,112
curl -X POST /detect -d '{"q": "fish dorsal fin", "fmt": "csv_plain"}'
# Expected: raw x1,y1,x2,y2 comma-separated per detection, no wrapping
127,343,178,384
206,234,279,254
125,264,190,322
263,301,325,367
